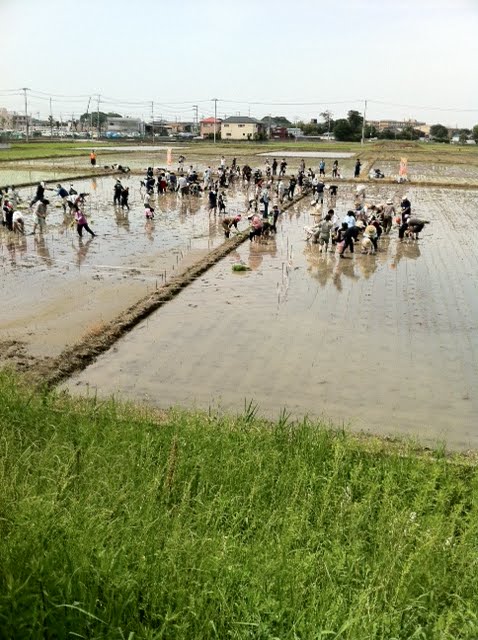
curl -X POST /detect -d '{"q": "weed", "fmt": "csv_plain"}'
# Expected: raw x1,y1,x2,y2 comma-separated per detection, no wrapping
1,371,478,638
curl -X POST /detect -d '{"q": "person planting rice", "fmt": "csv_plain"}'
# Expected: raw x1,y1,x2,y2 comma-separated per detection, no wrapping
73,203,95,238
399,196,412,240
222,214,241,238
313,212,334,252
31,198,49,234
56,183,69,213
12,211,25,234
271,204,281,233
382,199,395,234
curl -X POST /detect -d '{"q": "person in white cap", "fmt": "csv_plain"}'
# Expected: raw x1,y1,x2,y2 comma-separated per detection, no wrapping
30,181,47,206
382,199,395,234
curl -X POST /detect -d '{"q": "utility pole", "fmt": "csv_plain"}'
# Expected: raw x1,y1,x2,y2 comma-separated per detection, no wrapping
212,98,218,144
193,104,198,134
49,97,53,140
22,87,30,142
361,99,367,146
96,94,101,139
151,101,155,142
84,96,91,135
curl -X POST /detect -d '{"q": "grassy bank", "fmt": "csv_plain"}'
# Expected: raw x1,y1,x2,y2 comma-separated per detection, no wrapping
0,141,130,162
1,372,478,639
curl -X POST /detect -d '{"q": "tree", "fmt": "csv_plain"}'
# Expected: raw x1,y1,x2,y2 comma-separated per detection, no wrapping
347,110,363,134
364,124,378,138
320,110,334,133
261,115,292,127
400,126,421,141
473,125,478,143
378,128,397,140
333,119,353,141
296,120,320,136
79,111,121,129
429,124,449,142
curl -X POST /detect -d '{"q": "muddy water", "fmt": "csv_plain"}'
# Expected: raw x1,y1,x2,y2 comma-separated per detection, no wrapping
371,161,478,184
6,151,358,179
65,186,478,450
258,151,355,159
0,175,248,357
0,168,82,186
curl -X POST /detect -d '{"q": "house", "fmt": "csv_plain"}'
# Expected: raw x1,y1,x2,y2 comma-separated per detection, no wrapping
270,126,290,140
368,118,427,133
166,121,195,135
200,117,222,138
287,127,303,139
10,112,31,132
221,116,265,140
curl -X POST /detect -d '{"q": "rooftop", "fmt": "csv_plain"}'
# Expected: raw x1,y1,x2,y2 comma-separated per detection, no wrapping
222,116,261,124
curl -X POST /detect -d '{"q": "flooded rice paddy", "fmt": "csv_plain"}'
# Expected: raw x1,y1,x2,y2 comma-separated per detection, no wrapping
371,161,478,185
258,151,355,159
0,168,83,187
0,175,247,356
63,185,478,450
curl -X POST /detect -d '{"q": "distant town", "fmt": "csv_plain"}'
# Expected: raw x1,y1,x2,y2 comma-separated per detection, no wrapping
0,107,476,144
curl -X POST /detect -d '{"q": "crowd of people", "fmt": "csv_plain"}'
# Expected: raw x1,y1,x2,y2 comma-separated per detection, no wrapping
305,191,429,257
0,181,95,238
1,154,428,256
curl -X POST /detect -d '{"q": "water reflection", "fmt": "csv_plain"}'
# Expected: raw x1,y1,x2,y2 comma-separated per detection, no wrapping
74,237,95,268
34,235,53,267
115,209,131,232
303,233,419,289
390,241,421,268
248,239,278,270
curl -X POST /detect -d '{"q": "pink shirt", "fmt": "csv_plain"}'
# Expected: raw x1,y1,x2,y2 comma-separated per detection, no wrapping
74,209,87,225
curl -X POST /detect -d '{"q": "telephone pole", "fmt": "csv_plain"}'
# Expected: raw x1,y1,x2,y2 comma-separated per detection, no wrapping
49,97,53,140
22,87,30,142
361,99,367,146
96,94,101,139
151,101,155,142
193,104,198,134
212,98,218,144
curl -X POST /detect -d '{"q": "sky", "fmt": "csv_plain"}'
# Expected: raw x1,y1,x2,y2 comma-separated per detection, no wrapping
1,0,477,128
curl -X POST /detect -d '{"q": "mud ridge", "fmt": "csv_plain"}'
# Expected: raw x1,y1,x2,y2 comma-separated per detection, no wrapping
32,191,309,388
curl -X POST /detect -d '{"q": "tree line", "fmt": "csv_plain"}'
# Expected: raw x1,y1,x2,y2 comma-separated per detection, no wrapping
295,112,478,143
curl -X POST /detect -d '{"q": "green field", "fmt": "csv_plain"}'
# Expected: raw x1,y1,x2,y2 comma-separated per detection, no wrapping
1,372,478,639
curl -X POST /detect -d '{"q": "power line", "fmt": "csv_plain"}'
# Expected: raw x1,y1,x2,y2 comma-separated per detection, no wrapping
2,89,478,113
368,99,478,113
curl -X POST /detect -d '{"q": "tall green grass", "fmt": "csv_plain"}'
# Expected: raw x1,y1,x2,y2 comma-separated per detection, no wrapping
1,372,478,639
